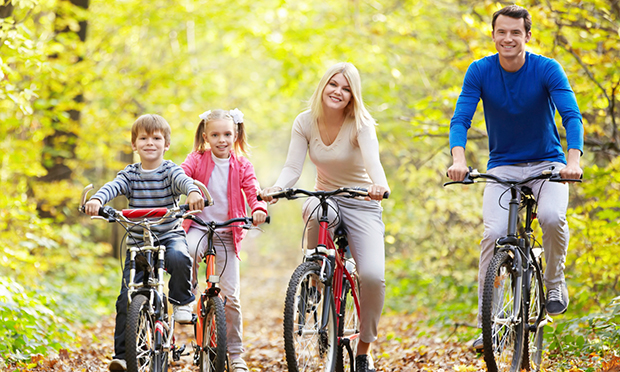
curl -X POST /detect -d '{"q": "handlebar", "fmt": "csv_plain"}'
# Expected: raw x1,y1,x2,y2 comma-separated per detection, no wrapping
443,168,583,188
79,179,215,223
187,215,270,230
258,187,390,201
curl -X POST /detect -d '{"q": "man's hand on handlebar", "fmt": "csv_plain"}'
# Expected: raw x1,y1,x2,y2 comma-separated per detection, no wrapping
187,190,205,211
84,199,102,216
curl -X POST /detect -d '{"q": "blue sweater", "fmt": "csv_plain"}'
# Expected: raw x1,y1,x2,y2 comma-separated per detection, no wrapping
449,52,584,169
91,160,200,242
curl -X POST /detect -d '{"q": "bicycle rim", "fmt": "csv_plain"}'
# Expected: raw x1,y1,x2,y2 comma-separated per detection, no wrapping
126,294,155,372
482,251,525,372
198,296,228,372
336,275,360,372
522,264,545,371
283,261,337,372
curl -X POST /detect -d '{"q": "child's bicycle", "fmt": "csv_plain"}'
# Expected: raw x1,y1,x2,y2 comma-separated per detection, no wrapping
185,213,270,372
444,168,581,372
79,181,213,372
260,187,387,372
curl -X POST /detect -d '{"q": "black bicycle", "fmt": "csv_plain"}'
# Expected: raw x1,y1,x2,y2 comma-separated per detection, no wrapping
80,181,213,372
445,168,581,372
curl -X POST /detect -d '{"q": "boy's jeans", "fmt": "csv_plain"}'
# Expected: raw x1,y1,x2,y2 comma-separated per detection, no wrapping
113,234,195,359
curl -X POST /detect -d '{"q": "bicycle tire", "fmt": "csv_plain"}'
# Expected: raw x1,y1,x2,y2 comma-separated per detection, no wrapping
481,250,525,372
126,294,156,372
198,296,228,372
335,273,360,372
283,261,337,372
522,261,545,371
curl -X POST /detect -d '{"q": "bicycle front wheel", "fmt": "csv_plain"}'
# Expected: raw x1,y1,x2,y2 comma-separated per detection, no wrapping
197,295,228,372
126,294,156,372
482,250,525,372
283,261,337,372
336,273,360,372
522,262,545,371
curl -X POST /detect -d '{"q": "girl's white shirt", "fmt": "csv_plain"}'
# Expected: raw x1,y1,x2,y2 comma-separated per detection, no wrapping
195,152,231,230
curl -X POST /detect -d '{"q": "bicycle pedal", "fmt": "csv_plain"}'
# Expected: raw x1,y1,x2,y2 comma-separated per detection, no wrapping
190,313,198,325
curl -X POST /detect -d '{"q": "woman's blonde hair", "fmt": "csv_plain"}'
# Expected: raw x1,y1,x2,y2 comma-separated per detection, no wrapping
308,62,374,133
192,109,250,156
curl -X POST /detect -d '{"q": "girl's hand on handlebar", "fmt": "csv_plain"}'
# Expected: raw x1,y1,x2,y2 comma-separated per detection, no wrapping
258,186,282,204
84,199,102,216
366,184,390,201
252,210,267,226
187,191,205,211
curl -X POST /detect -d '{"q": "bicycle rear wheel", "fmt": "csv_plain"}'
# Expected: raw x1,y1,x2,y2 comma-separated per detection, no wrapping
522,260,545,371
197,295,228,372
482,250,525,372
126,294,156,372
283,261,337,372
336,272,360,372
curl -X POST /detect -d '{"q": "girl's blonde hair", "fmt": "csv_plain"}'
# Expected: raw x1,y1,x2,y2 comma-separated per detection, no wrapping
308,62,374,134
193,109,250,156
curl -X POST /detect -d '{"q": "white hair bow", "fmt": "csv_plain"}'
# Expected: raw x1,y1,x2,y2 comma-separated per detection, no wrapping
229,108,244,124
199,110,211,120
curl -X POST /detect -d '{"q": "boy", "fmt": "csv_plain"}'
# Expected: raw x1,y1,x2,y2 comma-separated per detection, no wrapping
84,114,204,371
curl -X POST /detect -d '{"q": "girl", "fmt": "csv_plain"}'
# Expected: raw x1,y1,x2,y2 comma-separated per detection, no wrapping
182,108,267,372
260,62,390,372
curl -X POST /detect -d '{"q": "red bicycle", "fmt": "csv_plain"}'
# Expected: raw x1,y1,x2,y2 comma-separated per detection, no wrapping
260,187,385,372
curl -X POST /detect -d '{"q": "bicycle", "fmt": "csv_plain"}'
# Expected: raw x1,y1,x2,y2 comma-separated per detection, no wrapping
185,213,270,372
444,168,581,372
79,181,213,372
260,187,387,372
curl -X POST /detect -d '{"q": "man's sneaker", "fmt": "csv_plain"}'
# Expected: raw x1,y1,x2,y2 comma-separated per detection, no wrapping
173,303,193,324
546,282,569,316
355,354,376,372
470,334,484,352
109,359,127,371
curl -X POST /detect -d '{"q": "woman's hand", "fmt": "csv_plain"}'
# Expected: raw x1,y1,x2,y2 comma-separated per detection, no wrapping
366,184,390,201
252,210,267,226
258,186,283,203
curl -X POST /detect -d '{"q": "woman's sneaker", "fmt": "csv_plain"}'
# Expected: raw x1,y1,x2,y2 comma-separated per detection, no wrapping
546,282,569,316
173,303,194,324
355,354,376,372
470,334,484,352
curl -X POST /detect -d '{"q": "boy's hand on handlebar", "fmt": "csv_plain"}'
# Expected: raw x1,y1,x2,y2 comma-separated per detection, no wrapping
84,199,102,216
252,210,267,226
187,191,205,211
366,184,390,201
258,186,282,204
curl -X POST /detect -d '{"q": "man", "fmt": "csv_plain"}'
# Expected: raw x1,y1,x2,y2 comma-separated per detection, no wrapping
446,5,584,351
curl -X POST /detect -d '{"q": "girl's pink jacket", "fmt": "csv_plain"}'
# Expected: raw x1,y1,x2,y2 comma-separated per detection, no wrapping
181,149,268,256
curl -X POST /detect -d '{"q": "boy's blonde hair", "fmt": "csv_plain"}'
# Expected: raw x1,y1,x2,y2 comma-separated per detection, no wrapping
132,114,172,145
308,62,374,134
193,109,250,156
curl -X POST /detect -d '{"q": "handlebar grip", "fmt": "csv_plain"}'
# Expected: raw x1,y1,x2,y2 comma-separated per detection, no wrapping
257,194,263,202
383,191,390,199
265,215,270,224
180,198,211,211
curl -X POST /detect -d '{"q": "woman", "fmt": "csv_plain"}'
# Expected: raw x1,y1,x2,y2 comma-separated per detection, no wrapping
260,62,390,372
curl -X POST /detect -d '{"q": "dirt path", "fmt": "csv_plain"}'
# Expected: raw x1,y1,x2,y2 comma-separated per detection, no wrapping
22,230,485,371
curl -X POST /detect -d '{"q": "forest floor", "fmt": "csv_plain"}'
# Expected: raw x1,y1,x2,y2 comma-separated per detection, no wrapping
11,231,507,371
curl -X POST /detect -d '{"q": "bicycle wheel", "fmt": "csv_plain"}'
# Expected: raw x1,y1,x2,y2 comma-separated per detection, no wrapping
481,250,525,372
126,294,156,372
197,295,228,372
335,273,360,372
522,259,545,371
283,261,337,372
